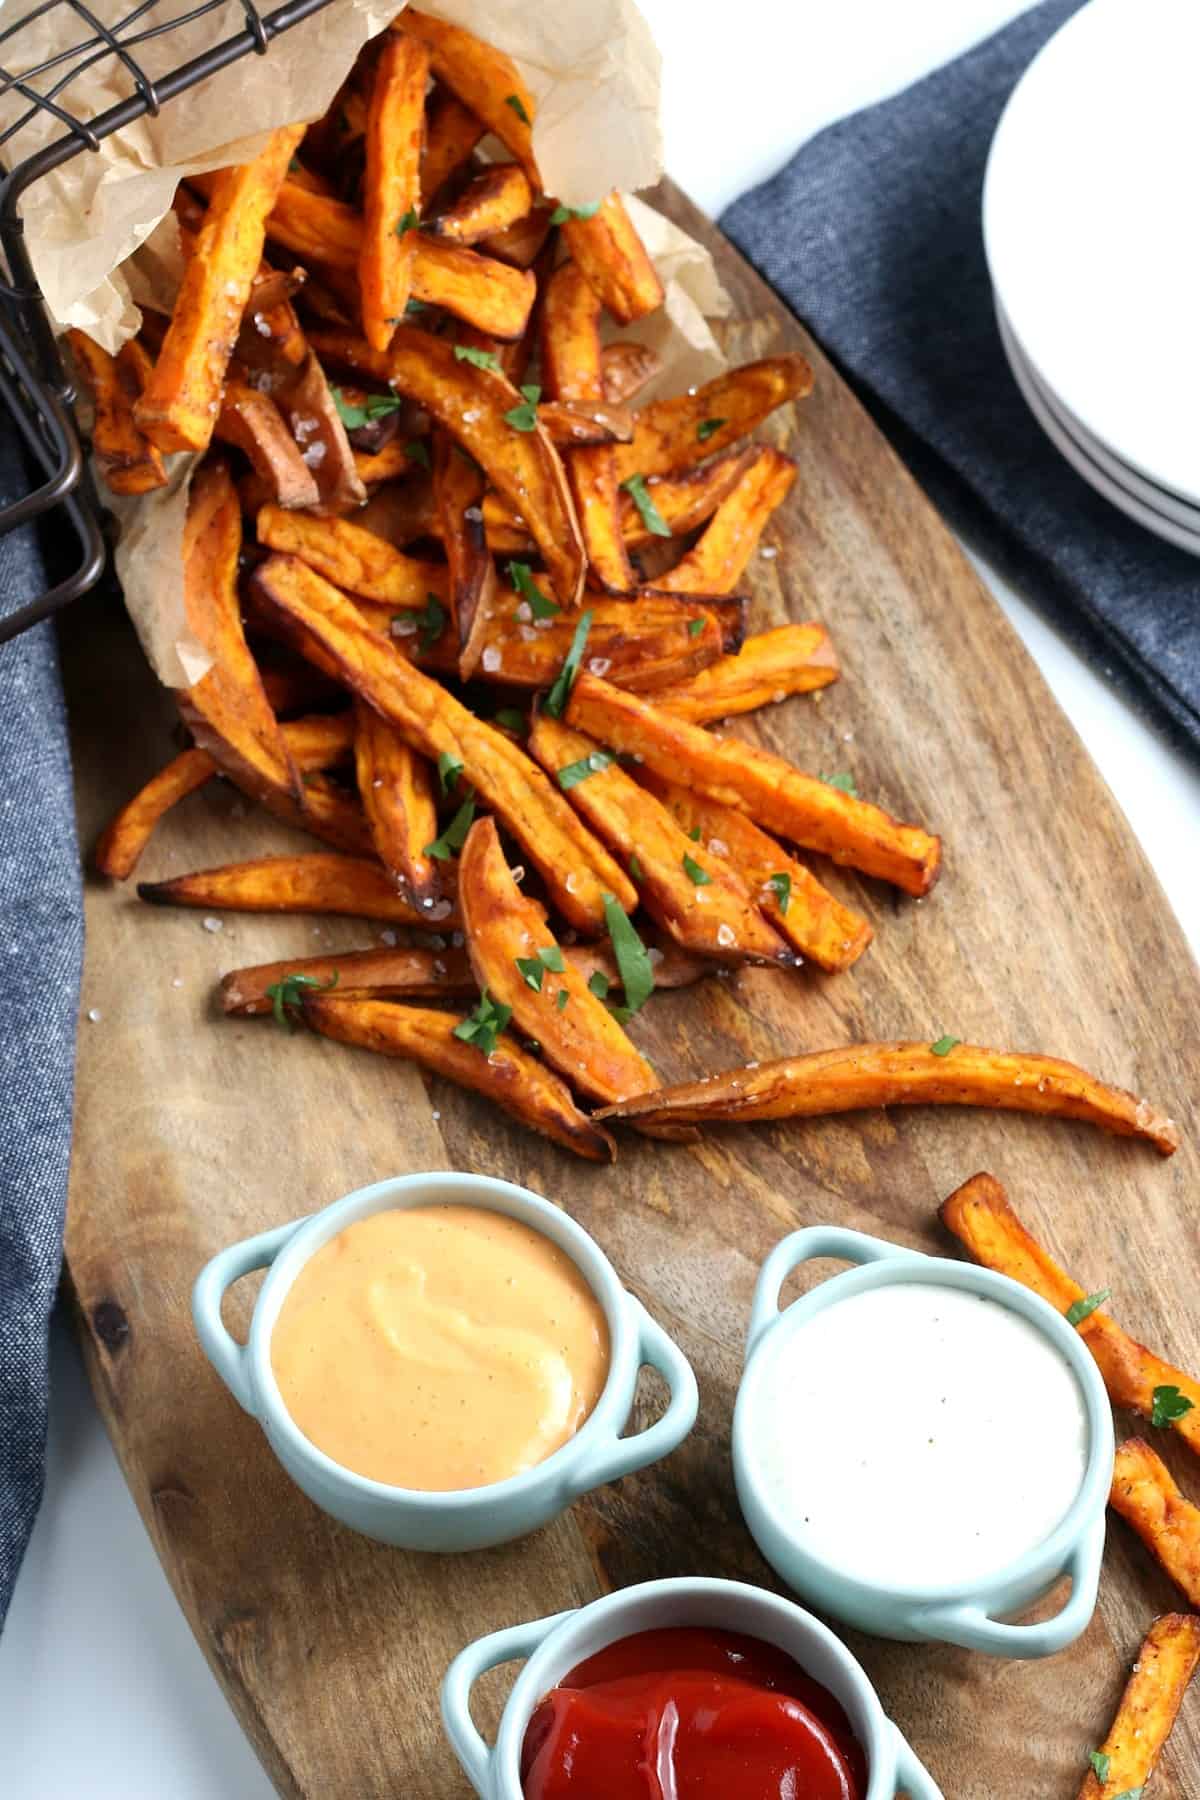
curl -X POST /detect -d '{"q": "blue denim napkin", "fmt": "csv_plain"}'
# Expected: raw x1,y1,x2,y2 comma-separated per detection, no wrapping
721,0,1200,757
0,431,84,1629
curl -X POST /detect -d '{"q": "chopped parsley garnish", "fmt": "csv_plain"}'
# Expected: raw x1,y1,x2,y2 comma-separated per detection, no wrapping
688,825,702,841
1151,1385,1195,1429
696,416,726,441
766,871,791,916
820,770,858,796
504,93,530,125
515,944,566,992
620,471,670,538
629,854,643,881
556,986,569,1012
544,608,593,717
405,297,429,315
588,970,611,999
601,893,654,1015
330,387,402,431
454,344,501,371
1089,1752,1111,1782
504,383,541,432
1066,1289,1110,1327
395,207,420,236
929,1035,960,1057
493,708,526,734
424,790,476,860
437,751,463,794
549,200,602,224
507,560,559,618
557,750,613,790
415,592,446,652
682,853,710,885
288,157,302,174
687,617,705,638
404,438,431,469
453,988,511,1055
265,969,338,1031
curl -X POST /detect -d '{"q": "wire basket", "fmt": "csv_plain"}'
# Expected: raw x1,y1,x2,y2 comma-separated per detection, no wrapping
0,0,338,643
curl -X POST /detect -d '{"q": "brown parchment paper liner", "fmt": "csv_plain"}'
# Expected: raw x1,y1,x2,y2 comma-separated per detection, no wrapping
4,0,730,685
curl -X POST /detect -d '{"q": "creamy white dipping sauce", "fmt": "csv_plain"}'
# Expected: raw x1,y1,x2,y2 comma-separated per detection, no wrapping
748,1282,1089,1589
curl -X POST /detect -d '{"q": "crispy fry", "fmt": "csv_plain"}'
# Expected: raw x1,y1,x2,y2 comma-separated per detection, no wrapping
596,1043,1180,1151
643,777,872,971
259,771,374,856
563,937,709,996
176,461,301,806
251,553,637,930
94,749,215,879
601,341,662,406
303,996,613,1161
266,182,537,338
353,700,441,905
221,946,471,1014
567,673,941,896
1075,1613,1200,1800
308,325,584,606
655,447,797,594
361,32,429,351
458,816,657,1104
421,87,485,202
1110,1439,1200,1610
612,356,814,484
652,623,840,722
256,503,446,608
562,193,664,324
215,369,320,509
274,349,366,514
352,439,420,489
137,853,453,924
136,125,303,453
941,1174,1195,1445
432,428,496,677
398,10,539,186
536,399,634,447
431,163,533,244
280,711,356,767
67,330,167,495
530,716,793,966
479,207,553,270
542,259,635,593
481,450,754,555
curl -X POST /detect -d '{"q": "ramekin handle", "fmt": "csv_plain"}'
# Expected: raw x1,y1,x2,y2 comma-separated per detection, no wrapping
191,1219,303,1414
567,1297,698,1494
441,1612,571,1795
746,1226,925,1358
910,1516,1105,1658
893,1724,945,1797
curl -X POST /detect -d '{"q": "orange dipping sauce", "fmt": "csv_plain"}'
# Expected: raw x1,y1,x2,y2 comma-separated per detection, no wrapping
270,1204,610,1490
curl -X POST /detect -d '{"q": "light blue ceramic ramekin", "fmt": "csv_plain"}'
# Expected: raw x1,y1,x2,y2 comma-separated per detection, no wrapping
734,1226,1114,1657
442,1576,944,1797
192,1171,698,1551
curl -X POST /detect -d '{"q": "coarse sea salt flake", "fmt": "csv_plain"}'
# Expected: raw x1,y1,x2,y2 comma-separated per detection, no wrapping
482,647,502,672
202,915,223,933
87,1007,101,1023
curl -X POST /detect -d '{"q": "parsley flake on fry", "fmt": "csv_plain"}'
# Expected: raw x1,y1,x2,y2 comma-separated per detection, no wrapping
697,417,726,441
556,750,613,791
682,853,711,886
504,383,541,432
687,617,705,638
544,609,593,717
820,770,858,796
1066,1288,1110,1327
507,560,559,618
930,1035,960,1057
504,92,530,125
601,893,653,1015
416,592,446,651
549,200,601,224
1152,1385,1195,1429
395,207,420,236
453,344,501,371
766,871,791,916
452,988,512,1055
1089,1752,1111,1782
437,750,463,794
556,986,569,1012
404,438,431,469
424,790,476,860
588,970,611,999
265,969,338,1031
331,387,402,431
515,944,566,991
493,708,526,734
620,471,670,538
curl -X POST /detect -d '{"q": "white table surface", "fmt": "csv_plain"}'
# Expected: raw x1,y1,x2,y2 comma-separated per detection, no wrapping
4,3,1199,1792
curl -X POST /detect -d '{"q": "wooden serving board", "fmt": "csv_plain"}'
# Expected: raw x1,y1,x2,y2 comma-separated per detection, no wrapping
62,180,1200,1799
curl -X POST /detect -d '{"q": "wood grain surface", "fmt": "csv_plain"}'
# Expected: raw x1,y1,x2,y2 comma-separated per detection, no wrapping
62,179,1200,1799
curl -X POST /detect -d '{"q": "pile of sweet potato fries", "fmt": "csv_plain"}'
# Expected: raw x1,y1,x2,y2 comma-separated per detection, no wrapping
80,10,1177,1165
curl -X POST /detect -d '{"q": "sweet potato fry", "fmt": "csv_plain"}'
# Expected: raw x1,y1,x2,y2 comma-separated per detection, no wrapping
137,853,453,924
136,125,304,453
439,590,725,692
655,447,797,594
564,937,708,996
361,32,429,351
303,996,613,1162
215,370,320,509
176,461,301,806
612,356,814,484
530,716,793,967
481,450,754,556
542,258,635,593
601,341,662,406
352,440,419,489
652,624,840,722
94,749,214,879
562,194,664,325
566,673,941,896
941,1174,1196,1444
274,348,366,515
431,164,533,245
643,777,872,972
421,87,485,202
307,325,584,606
535,400,634,448
256,504,446,609
220,945,475,1015
596,1043,1180,1151
1075,1613,1200,1800
280,711,356,767
259,772,374,856
458,816,657,1105
1110,1439,1200,1610
479,208,553,271
353,700,441,906
67,330,167,495
432,427,496,676
398,10,539,186
261,663,347,717
251,554,636,930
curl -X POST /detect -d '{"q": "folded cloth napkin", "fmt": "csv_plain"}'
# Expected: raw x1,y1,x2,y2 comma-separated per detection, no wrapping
721,0,1200,758
0,431,84,1629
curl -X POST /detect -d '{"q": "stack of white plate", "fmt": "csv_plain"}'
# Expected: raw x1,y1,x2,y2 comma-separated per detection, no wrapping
983,0,1200,554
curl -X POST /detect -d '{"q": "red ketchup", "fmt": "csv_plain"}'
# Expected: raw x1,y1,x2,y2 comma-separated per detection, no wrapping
520,1626,867,1800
